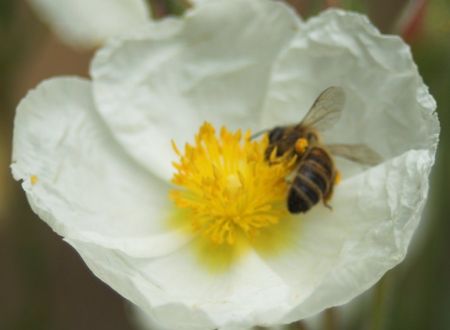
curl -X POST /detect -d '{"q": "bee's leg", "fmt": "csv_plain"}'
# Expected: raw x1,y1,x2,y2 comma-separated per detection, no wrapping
267,158,284,166
322,170,341,211
267,146,291,165
266,147,281,165
322,184,333,210
323,200,333,211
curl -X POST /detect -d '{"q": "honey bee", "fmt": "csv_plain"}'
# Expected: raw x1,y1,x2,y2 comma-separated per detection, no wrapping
253,87,382,214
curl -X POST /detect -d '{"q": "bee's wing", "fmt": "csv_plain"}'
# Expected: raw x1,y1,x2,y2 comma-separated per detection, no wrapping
300,86,345,131
326,143,383,166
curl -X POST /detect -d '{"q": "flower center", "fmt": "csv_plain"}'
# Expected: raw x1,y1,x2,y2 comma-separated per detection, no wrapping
170,122,296,245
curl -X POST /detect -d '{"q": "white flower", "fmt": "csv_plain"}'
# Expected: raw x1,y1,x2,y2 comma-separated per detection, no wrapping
27,0,206,48
12,1,439,330
27,0,150,48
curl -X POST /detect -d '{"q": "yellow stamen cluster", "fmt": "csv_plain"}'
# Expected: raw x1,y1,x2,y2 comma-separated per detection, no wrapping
170,122,296,245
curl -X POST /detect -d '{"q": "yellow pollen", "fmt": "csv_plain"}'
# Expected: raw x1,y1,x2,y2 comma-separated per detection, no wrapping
30,175,38,185
334,170,342,185
295,138,309,155
170,122,296,246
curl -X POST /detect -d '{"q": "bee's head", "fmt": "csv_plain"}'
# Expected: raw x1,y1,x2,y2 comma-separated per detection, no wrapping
268,126,285,143
266,126,295,160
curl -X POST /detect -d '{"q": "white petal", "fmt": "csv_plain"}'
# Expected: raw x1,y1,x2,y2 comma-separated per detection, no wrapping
66,237,293,330
277,149,436,322
110,151,431,330
59,144,435,329
11,78,190,257
261,9,439,171
91,0,300,180
131,305,173,330
27,0,150,48
65,143,435,330
257,9,439,323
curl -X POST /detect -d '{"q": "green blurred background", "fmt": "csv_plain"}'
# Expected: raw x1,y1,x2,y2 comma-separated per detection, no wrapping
0,1,448,329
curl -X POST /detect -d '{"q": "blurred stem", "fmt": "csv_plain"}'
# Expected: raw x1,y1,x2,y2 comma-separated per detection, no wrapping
167,0,192,16
146,0,192,19
323,308,339,330
392,0,427,41
370,275,389,330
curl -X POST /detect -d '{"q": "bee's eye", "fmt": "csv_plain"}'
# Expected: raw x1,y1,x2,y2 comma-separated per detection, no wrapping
268,127,284,142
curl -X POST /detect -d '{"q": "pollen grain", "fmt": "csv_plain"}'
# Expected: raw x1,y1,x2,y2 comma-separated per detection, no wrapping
30,175,38,185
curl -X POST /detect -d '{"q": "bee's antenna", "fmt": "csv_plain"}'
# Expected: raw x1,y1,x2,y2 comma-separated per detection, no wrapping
250,129,268,140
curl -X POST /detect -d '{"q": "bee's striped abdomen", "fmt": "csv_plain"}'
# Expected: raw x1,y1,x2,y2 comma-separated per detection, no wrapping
306,147,334,177
287,147,335,213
